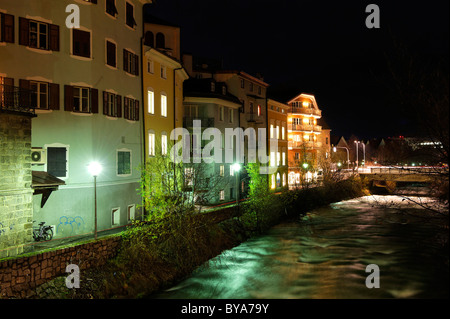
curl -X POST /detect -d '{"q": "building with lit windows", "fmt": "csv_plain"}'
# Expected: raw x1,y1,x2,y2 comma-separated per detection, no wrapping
267,99,289,190
0,0,152,241
287,93,325,187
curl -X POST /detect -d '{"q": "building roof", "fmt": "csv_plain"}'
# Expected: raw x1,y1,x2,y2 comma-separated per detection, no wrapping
183,78,242,105
144,14,180,28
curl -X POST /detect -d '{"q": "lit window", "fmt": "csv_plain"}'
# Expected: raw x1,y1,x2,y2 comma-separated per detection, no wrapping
302,101,309,107
277,152,280,167
282,126,285,140
161,132,167,156
219,190,225,201
271,175,275,189
219,106,224,121
148,131,155,156
161,94,167,117
276,125,280,139
270,124,274,139
257,105,261,117
282,152,286,166
147,90,154,114
270,152,275,167
219,165,224,176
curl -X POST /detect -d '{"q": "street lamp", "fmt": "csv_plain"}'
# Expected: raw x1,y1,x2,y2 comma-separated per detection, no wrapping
88,161,102,240
232,163,241,211
302,162,309,170
354,141,360,172
333,146,350,169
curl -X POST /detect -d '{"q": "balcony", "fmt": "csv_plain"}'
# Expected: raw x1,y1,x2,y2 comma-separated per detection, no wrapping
289,106,321,117
0,84,35,115
288,141,323,149
183,117,215,128
288,124,322,133
246,112,264,124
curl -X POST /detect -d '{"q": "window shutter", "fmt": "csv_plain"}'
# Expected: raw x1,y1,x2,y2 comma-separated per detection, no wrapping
124,97,129,120
123,49,128,73
103,91,108,115
116,95,122,117
1,13,15,43
64,85,74,111
134,54,139,76
18,79,30,107
49,24,59,51
134,100,139,121
19,17,29,46
49,83,60,110
91,88,98,113
106,41,116,67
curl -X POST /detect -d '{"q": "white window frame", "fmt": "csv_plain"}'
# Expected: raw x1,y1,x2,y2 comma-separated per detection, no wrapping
29,20,48,50
117,148,132,177
160,65,167,79
147,89,154,114
148,131,155,156
30,81,49,110
161,93,167,117
147,58,154,73
73,86,90,113
161,132,168,156
127,204,136,221
44,143,69,180
219,165,224,177
219,190,225,201
112,207,120,226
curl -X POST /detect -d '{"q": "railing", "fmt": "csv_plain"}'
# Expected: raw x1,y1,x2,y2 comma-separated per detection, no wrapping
369,166,448,175
288,124,322,133
246,112,263,123
0,84,35,114
288,141,322,149
289,106,321,117
183,117,215,128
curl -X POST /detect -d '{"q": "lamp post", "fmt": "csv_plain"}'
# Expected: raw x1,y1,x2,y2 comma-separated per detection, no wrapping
354,141,360,172
361,142,366,167
88,162,102,240
333,146,350,169
232,163,241,211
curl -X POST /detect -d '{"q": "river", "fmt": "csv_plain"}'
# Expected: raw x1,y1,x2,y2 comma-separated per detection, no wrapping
152,195,449,299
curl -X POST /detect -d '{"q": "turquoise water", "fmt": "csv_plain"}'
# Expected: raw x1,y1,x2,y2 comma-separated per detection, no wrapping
152,196,449,299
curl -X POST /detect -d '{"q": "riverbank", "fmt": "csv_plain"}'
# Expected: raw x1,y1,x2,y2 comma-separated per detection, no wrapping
28,178,367,299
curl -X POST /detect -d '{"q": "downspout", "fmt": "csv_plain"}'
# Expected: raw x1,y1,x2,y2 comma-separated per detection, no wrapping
140,19,146,221
173,67,183,191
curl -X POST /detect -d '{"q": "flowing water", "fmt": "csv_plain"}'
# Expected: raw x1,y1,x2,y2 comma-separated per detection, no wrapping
153,196,449,299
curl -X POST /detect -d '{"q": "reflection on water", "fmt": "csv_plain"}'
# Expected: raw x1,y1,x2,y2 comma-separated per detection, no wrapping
152,196,449,299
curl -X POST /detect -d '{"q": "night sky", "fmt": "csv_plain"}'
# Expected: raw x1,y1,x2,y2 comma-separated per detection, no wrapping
144,0,449,140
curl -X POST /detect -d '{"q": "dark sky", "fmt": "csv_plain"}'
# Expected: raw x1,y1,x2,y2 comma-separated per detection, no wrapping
145,0,449,139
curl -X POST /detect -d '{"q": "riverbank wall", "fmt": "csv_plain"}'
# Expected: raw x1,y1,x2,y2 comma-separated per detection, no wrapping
2,178,366,298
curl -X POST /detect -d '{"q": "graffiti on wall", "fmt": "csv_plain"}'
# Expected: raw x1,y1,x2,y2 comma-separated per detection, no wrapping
0,222,14,236
56,216,85,236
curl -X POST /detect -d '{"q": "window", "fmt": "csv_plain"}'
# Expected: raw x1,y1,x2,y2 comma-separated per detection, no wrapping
283,173,286,187
124,97,139,121
185,167,194,186
240,79,244,89
230,165,235,176
144,31,154,47
112,208,120,226
106,40,117,67
161,94,167,117
219,165,224,177
156,32,165,48
249,82,253,92
229,108,234,123
47,147,67,178
270,152,275,167
123,49,139,75
282,126,285,140
103,91,122,117
326,137,329,145
258,86,262,95
125,2,136,28
276,125,280,139
64,85,98,113
161,132,168,156
127,204,136,221
257,105,261,117
277,152,280,166
270,124,274,139
148,131,155,156
222,86,227,95
73,29,91,58
30,81,48,109
160,65,167,79
117,150,131,175
106,0,118,17
73,86,90,113
219,190,225,201
147,59,154,73
211,82,215,92
19,18,59,51
219,106,224,121
271,175,275,189
282,152,286,166
294,152,299,160
147,89,154,114
0,13,15,43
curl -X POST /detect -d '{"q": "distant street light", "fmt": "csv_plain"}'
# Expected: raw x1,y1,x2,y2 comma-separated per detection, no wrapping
88,162,102,240
333,146,350,169
354,141,360,172
302,163,309,170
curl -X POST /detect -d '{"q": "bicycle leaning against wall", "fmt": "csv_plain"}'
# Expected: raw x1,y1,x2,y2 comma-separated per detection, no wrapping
32,221,53,242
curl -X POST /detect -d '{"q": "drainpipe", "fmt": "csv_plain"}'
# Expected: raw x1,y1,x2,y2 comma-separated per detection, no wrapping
140,19,146,221
173,67,183,191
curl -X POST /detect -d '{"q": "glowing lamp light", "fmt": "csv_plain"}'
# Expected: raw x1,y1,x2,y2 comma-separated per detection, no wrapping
88,162,102,177
337,162,342,167
302,101,309,107
232,163,241,172
302,163,309,169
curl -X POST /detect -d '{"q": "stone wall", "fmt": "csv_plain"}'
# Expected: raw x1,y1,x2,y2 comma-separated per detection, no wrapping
0,111,34,258
0,235,122,298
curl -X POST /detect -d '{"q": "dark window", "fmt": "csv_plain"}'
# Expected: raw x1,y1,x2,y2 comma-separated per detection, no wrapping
106,40,116,67
144,31,154,47
124,97,139,121
0,13,15,43
64,85,98,113
106,0,118,16
73,29,91,58
123,49,139,75
118,151,131,175
47,147,67,178
103,91,122,117
126,2,136,28
155,32,165,48
19,18,59,51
